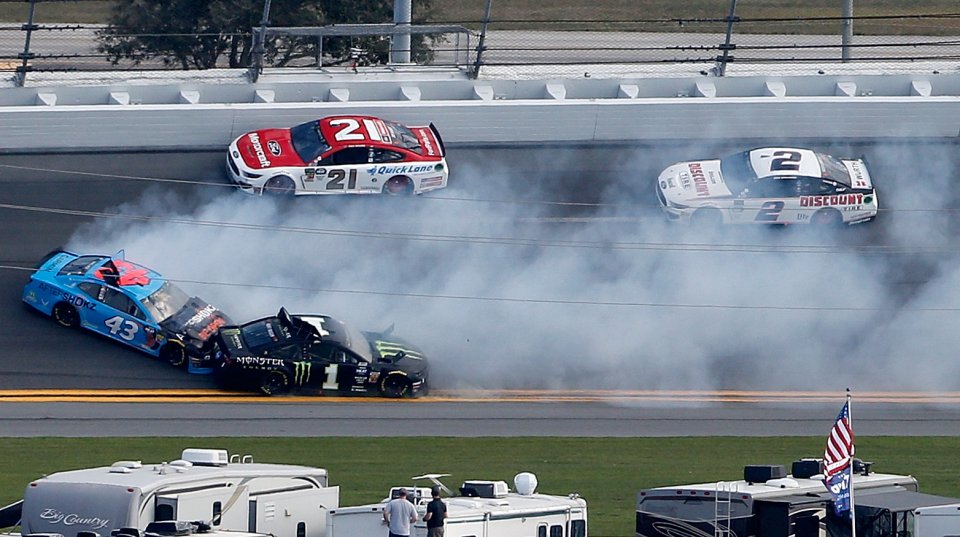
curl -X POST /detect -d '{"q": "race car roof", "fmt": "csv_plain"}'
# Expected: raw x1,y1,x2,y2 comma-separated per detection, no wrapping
84,257,165,298
317,115,423,153
747,147,822,178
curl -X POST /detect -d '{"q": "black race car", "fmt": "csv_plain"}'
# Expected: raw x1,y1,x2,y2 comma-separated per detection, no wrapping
213,307,429,397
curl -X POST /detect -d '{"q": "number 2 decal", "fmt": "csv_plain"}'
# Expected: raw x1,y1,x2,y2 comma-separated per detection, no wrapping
326,169,358,190
105,315,139,341
322,364,339,390
770,150,802,171
755,201,785,222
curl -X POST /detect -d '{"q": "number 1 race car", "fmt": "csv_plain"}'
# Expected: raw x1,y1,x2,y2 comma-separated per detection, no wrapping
214,307,429,398
22,250,233,373
226,115,448,196
655,147,878,226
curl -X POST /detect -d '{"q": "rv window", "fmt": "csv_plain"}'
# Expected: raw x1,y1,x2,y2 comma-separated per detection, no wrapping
550,525,563,537
569,520,586,537
537,524,547,537
212,501,222,525
638,497,750,520
297,522,306,537
155,504,174,521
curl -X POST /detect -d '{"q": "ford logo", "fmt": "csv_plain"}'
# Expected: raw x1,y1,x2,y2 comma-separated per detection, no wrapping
267,140,282,156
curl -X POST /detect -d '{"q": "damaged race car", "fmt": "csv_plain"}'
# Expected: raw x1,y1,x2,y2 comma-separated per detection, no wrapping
226,114,448,196
22,250,232,373
655,147,878,226
214,307,429,398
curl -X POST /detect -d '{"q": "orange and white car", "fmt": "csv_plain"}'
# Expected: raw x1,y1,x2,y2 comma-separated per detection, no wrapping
227,115,448,196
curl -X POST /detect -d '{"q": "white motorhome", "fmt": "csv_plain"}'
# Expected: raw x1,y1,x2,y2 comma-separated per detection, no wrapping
914,503,960,537
2,448,338,537
327,473,587,537
635,459,960,537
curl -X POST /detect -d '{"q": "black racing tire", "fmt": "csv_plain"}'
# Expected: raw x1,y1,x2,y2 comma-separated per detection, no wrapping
380,374,412,398
264,175,296,196
52,302,79,328
260,369,291,396
383,176,414,196
160,342,187,368
811,208,843,227
690,207,723,227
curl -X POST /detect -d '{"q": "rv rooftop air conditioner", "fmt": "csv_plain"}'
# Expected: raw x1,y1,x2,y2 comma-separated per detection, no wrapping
111,461,143,470
514,472,538,496
180,449,228,467
743,464,787,484
460,480,509,499
792,459,822,479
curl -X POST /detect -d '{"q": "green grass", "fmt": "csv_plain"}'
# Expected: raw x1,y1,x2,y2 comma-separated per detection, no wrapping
2,437,960,537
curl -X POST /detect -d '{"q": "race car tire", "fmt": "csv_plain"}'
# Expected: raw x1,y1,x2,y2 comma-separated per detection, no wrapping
264,175,296,196
259,370,291,396
690,207,722,227
811,208,843,227
379,373,411,398
160,342,187,368
383,176,414,196
52,302,79,328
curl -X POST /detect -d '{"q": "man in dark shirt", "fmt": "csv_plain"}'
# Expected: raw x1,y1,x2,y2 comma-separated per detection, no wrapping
423,486,447,537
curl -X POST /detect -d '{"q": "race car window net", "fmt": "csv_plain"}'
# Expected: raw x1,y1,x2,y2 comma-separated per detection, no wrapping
384,121,423,154
719,151,756,194
290,121,331,163
140,281,191,322
816,153,853,187
58,255,106,276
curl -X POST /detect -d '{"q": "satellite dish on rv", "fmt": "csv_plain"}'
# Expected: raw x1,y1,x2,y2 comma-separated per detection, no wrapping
514,472,538,495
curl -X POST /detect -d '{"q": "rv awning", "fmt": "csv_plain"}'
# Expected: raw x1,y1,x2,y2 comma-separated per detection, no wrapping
852,490,960,512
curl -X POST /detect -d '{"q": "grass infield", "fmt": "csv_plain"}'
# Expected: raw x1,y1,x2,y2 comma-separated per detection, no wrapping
1,437,959,537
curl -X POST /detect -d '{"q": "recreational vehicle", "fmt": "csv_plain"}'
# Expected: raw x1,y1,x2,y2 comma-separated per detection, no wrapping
2,448,338,537
327,472,588,537
635,459,959,537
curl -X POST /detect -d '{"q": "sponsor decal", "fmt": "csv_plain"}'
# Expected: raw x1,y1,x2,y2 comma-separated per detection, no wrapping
688,163,710,197
196,316,227,341
304,168,317,181
849,162,869,188
25,290,37,303
144,326,160,349
39,509,110,530
418,129,436,156
420,176,445,189
248,133,272,168
799,194,864,207
267,140,282,156
366,164,435,176
38,283,97,310
236,356,284,367
374,340,424,360
185,304,217,327
294,361,312,385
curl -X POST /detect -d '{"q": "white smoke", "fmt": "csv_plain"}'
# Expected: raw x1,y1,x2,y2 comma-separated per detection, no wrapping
66,141,960,392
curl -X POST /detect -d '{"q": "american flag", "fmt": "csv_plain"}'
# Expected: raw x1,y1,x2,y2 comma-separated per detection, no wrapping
823,401,855,478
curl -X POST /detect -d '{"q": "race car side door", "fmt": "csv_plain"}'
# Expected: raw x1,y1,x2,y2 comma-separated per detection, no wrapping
307,147,379,194
79,282,154,354
732,177,803,224
304,342,367,394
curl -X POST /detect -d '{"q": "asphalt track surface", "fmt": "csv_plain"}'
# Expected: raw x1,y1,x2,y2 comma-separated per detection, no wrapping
2,143,960,436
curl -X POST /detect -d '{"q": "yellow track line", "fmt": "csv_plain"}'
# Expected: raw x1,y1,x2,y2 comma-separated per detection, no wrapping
2,389,960,404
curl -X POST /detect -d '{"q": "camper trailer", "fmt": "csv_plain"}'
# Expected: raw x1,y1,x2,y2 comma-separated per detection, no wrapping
914,503,960,537
6,448,338,537
634,459,958,537
327,473,587,537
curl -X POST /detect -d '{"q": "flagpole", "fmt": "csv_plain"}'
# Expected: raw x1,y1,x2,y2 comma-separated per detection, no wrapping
847,388,857,537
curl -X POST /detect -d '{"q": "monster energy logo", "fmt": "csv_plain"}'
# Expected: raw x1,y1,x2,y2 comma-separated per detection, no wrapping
375,341,423,360
294,361,312,385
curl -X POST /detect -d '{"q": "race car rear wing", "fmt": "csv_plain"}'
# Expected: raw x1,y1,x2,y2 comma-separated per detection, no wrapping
429,123,446,157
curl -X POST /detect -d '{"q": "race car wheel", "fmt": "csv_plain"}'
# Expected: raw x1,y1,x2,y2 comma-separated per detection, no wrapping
264,175,296,196
380,374,411,398
52,302,79,328
690,207,722,227
160,342,187,368
812,208,843,227
259,370,291,396
384,176,413,196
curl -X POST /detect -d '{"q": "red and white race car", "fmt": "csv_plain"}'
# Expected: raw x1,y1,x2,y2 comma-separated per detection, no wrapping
226,115,448,196
656,147,878,226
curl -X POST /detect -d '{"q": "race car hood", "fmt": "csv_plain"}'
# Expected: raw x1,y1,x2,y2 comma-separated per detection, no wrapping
160,298,232,346
414,124,445,158
657,160,732,204
842,159,874,190
366,333,428,373
235,129,305,169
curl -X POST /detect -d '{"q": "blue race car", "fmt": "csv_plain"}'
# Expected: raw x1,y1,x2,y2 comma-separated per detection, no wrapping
22,249,233,374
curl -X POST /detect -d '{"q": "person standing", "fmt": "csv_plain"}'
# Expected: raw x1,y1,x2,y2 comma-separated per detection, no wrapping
383,488,418,537
423,486,447,537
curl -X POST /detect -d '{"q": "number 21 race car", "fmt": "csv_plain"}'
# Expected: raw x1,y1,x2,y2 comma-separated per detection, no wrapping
22,250,233,373
226,115,448,196
655,147,878,226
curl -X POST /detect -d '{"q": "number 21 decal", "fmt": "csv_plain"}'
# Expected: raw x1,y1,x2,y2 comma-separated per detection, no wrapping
326,169,358,190
755,201,784,222
105,315,139,341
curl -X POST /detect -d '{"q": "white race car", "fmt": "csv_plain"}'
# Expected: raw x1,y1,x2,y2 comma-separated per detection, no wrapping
226,115,448,196
656,147,878,226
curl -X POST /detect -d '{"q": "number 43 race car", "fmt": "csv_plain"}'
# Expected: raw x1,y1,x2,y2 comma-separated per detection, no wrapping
226,115,448,196
22,250,233,373
656,147,878,226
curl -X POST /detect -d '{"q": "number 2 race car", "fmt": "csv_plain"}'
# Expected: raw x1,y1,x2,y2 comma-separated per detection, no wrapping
214,307,429,398
22,250,233,373
655,147,878,226
226,115,448,196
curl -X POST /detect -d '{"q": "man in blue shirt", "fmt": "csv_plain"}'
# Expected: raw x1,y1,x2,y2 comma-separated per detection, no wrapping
383,488,418,537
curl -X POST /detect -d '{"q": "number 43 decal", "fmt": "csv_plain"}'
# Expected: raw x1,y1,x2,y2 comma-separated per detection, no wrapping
105,315,139,341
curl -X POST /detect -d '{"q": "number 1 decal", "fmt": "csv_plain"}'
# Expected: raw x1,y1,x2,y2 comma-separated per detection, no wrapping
322,364,339,390
326,169,358,190
755,201,785,222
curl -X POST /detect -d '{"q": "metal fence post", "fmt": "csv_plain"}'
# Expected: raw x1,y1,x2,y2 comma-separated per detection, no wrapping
472,0,493,78
841,0,854,62
16,0,39,87
250,0,272,82
714,0,738,76
391,0,412,63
